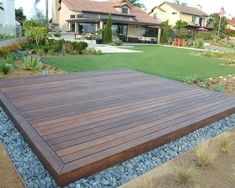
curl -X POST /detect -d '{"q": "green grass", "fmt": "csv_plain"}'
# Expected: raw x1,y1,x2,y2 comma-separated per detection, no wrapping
44,46,235,81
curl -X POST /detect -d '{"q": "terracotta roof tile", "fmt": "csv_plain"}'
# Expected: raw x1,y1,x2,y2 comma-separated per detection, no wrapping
62,0,159,25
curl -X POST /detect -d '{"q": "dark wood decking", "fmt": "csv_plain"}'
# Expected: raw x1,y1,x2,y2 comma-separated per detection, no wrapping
1,70,235,186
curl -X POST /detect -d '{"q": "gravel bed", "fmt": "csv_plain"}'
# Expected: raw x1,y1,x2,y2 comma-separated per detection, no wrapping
0,107,235,188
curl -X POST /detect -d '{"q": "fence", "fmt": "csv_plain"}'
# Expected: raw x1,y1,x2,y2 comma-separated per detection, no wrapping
0,24,23,39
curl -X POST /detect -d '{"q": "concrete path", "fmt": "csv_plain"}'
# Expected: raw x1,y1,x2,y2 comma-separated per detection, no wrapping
96,45,141,53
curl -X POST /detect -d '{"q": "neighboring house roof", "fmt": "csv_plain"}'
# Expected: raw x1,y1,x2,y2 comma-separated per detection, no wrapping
227,19,235,27
150,1,208,17
62,0,159,25
164,2,208,17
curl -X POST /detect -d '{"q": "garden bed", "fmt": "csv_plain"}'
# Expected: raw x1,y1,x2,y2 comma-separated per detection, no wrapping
195,74,235,96
0,60,65,79
0,142,25,188
120,128,235,188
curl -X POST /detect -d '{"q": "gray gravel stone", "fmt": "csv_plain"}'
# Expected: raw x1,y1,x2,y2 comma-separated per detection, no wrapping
1,107,235,188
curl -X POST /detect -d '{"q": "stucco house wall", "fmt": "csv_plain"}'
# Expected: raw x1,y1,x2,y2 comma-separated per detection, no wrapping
58,1,79,31
150,3,208,27
180,13,208,26
227,24,235,31
150,4,180,26
0,0,16,35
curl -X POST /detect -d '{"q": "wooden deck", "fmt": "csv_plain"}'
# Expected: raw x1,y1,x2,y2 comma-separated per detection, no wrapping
1,70,235,186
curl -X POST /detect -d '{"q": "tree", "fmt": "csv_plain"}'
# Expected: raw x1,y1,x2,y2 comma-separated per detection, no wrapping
161,20,171,43
23,20,48,46
33,8,48,27
175,0,180,5
35,0,49,20
174,20,188,38
208,13,227,34
129,0,145,8
174,20,188,32
15,8,26,22
104,15,112,44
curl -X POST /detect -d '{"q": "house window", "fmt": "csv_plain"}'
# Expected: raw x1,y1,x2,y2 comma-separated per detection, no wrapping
70,15,75,19
77,14,83,18
192,15,196,23
199,17,205,26
122,7,128,14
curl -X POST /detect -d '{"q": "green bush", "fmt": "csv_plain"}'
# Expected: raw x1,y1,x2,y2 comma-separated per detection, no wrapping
0,43,22,58
195,31,215,41
46,39,64,53
11,50,30,60
214,84,225,92
183,74,198,84
22,55,43,72
0,63,14,75
54,32,61,37
193,39,204,49
112,39,123,46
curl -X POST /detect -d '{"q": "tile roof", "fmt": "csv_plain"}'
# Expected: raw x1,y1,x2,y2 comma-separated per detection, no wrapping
227,18,235,27
62,0,159,25
163,2,208,17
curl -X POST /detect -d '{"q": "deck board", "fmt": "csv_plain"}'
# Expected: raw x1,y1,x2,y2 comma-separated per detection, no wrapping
1,70,235,186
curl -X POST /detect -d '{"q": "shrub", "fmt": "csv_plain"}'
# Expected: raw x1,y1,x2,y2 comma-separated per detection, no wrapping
62,41,74,54
200,81,209,89
46,39,64,53
183,74,198,84
11,50,30,60
218,132,232,153
196,141,217,166
175,163,196,185
112,39,123,46
54,32,61,38
22,55,43,72
193,39,204,49
195,32,215,41
0,63,13,75
0,43,22,58
214,84,224,92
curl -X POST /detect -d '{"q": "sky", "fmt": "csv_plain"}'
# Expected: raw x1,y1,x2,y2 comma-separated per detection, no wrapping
15,0,235,19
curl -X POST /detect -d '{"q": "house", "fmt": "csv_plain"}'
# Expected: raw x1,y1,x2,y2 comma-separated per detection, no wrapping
149,2,211,31
0,0,16,35
226,18,235,31
52,0,162,43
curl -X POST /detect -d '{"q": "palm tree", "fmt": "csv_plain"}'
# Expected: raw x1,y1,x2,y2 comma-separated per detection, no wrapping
175,0,180,5
0,2,4,11
129,0,145,8
35,0,48,20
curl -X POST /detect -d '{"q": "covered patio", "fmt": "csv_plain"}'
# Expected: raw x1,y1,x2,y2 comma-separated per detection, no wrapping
66,17,162,43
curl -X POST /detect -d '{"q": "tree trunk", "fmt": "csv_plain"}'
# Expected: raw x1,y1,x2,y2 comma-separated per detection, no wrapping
45,0,49,20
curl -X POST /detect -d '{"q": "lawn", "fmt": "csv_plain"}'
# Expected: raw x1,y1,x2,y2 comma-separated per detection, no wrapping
45,46,235,81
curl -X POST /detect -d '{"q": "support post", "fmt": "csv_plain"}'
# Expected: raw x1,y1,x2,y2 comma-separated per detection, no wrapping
157,27,162,44
217,16,222,36
75,22,78,34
